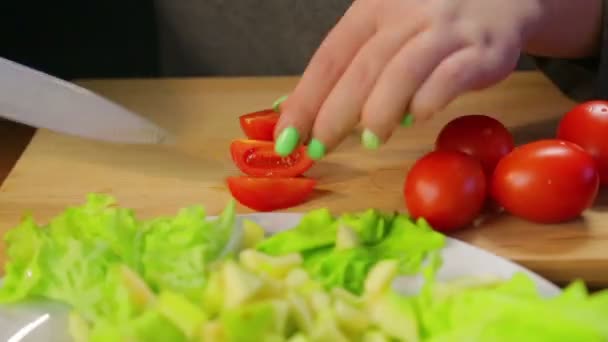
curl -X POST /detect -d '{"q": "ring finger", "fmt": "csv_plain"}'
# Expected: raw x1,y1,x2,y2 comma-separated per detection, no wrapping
362,28,467,147
307,23,423,158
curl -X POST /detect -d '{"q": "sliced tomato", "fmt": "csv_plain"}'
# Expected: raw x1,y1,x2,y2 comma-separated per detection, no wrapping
227,176,316,211
239,109,280,141
230,139,314,177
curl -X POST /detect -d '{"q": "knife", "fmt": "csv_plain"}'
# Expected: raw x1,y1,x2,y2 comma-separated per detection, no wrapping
0,57,172,144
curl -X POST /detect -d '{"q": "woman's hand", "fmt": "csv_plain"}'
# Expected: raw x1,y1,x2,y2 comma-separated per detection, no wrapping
272,0,600,160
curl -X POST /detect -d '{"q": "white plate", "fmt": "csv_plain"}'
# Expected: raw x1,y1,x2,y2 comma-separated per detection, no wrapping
0,213,561,341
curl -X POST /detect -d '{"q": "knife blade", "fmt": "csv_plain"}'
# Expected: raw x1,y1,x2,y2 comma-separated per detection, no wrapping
0,57,172,144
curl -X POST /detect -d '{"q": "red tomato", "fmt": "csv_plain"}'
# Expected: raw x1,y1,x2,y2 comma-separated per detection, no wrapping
557,100,608,185
492,139,599,223
404,150,487,232
239,109,280,141
436,114,514,176
227,176,316,211
230,139,314,178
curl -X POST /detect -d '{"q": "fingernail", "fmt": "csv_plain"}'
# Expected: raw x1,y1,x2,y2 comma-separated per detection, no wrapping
307,138,326,160
401,113,414,127
275,126,299,156
272,95,288,112
362,129,381,150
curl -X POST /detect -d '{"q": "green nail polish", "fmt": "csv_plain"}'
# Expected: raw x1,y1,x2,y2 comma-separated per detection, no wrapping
275,126,299,156
272,95,288,112
362,129,381,150
307,139,326,160
401,113,414,127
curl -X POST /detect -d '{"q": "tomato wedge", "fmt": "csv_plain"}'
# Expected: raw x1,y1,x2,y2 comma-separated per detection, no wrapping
230,139,314,177
227,176,316,211
239,109,280,141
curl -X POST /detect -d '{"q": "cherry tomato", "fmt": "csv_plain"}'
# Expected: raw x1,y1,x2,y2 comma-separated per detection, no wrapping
227,176,316,211
492,139,599,224
436,115,514,177
230,139,314,178
404,150,487,232
239,109,280,141
557,100,608,185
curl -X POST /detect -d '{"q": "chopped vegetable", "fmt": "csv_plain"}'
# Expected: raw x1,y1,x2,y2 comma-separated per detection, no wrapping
230,139,314,178
1,194,608,342
257,207,444,294
226,176,316,212
239,108,280,141
231,108,318,213
0,194,239,338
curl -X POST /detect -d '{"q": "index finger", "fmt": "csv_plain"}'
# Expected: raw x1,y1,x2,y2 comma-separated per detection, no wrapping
273,1,377,155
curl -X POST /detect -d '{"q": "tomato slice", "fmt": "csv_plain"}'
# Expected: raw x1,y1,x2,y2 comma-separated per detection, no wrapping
227,176,316,211
239,109,280,141
230,139,314,177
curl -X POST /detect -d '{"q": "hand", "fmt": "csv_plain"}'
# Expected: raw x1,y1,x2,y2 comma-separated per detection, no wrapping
272,0,545,159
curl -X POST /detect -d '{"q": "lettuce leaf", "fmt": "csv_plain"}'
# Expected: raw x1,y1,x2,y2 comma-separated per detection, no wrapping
258,209,446,295
140,200,235,300
3,195,608,342
0,216,46,302
0,193,237,339
1,194,139,318
407,267,608,342
256,208,336,254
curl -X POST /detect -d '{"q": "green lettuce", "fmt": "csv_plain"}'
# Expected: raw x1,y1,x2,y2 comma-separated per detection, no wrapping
2,194,608,341
257,208,446,294
0,193,237,340
139,200,235,300
256,208,336,254
403,256,608,342
1,193,141,320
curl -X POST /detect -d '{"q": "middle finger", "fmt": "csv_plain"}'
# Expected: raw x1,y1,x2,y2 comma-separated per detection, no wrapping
362,28,467,145
308,23,422,158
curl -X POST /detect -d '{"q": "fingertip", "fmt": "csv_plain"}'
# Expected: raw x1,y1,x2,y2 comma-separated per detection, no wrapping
274,126,300,157
307,138,327,160
409,95,441,122
359,102,401,149
410,106,436,123
361,128,382,150
400,113,414,127
274,103,314,145
272,94,289,113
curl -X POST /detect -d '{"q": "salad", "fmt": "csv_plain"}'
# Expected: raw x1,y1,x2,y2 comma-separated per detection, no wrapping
0,194,607,341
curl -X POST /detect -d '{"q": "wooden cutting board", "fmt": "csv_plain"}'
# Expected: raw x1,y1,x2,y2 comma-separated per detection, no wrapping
0,72,607,287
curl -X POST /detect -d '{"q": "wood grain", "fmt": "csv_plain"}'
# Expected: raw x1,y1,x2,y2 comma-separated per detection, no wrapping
0,72,606,287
